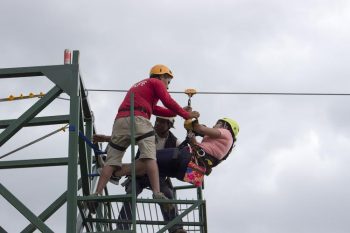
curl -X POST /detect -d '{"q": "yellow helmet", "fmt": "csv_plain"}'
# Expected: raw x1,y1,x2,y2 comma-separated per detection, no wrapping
220,118,239,138
149,64,173,78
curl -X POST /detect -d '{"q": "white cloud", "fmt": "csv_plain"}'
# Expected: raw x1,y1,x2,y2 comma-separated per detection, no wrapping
1,0,350,232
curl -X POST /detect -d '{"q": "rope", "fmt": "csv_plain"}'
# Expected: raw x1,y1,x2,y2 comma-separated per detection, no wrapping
68,125,106,155
0,124,105,160
0,124,68,160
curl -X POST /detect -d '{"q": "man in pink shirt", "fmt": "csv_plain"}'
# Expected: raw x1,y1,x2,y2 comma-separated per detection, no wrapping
90,65,199,213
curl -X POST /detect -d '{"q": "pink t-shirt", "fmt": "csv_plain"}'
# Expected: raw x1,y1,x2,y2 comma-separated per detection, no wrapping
197,128,233,160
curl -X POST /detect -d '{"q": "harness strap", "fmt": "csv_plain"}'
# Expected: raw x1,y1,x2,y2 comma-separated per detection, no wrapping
188,144,221,175
108,130,155,152
135,130,155,143
119,106,149,114
203,154,220,167
109,141,127,152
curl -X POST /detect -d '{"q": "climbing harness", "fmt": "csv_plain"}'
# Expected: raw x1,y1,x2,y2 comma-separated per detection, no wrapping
182,142,228,187
183,88,198,136
108,130,155,152
185,88,196,107
192,141,233,173
182,145,206,187
108,141,127,152
181,88,208,186
68,125,156,179
181,136,231,186
119,106,150,118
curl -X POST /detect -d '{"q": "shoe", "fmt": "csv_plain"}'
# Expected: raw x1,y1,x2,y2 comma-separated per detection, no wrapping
97,168,121,185
86,193,100,214
152,192,175,212
121,176,132,187
173,229,187,233
152,191,168,200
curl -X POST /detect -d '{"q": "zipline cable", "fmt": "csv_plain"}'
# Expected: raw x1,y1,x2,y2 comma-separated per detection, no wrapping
85,89,350,96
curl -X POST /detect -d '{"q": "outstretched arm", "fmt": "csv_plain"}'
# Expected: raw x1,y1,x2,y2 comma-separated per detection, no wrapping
193,124,221,139
93,134,111,143
113,160,147,177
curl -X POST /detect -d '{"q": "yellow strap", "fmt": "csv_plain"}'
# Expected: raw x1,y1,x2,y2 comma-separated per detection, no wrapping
2,92,45,102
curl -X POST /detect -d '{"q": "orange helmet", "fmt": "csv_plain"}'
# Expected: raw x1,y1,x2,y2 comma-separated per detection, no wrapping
149,64,173,78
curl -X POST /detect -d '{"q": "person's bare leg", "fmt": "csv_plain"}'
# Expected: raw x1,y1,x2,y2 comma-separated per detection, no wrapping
142,159,174,210
87,165,119,214
113,160,147,177
95,165,117,194
112,159,160,192
113,159,173,210
142,158,160,193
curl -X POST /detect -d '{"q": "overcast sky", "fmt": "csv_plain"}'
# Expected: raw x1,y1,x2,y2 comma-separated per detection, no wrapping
1,0,350,232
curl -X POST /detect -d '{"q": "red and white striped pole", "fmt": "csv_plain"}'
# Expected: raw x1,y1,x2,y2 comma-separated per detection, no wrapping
64,49,71,64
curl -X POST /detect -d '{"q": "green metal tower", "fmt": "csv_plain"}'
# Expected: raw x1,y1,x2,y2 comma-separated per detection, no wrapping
0,51,207,233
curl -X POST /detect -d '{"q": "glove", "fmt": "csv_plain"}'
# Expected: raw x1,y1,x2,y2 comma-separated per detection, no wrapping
184,118,199,131
183,105,192,112
184,119,193,130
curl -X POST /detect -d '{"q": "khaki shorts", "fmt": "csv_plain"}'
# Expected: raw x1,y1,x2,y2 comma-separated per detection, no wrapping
105,116,156,168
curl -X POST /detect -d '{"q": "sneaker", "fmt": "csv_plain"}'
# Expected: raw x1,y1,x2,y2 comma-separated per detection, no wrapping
97,168,121,185
152,192,175,212
110,175,121,185
121,176,132,187
86,193,100,214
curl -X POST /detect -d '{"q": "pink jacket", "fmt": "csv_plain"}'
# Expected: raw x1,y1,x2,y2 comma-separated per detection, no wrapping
197,128,233,160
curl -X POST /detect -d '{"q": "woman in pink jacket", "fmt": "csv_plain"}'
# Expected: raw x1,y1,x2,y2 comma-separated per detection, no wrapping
112,117,239,187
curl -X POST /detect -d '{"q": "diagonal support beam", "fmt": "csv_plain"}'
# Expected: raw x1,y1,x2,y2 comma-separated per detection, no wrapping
0,226,7,233
0,183,54,233
20,179,82,233
0,85,62,147
0,115,70,129
158,201,202,233
0,157,69,169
